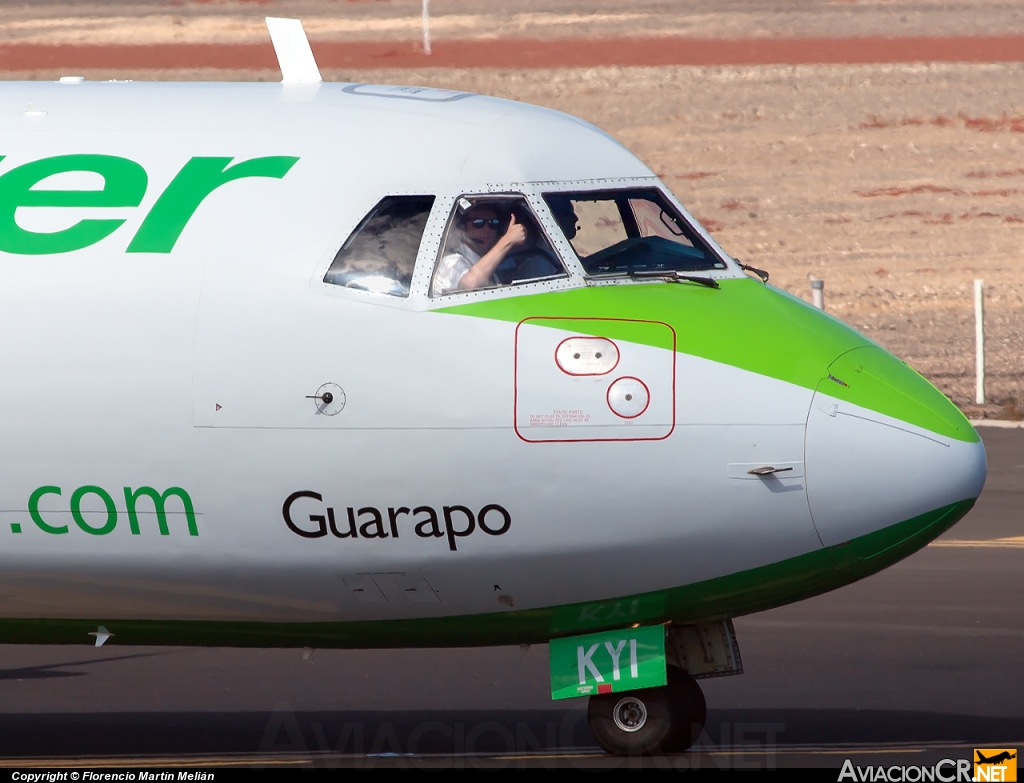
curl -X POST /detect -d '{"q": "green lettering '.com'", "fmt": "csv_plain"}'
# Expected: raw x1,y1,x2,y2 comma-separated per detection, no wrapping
23,485,199,536
28,486,68,535
125,486,198,536
71,485,117,535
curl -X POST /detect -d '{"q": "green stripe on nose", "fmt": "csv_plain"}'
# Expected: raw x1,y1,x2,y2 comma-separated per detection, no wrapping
824,346,979,443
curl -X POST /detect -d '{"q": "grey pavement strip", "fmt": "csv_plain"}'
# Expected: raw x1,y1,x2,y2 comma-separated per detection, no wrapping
738,619,1024,639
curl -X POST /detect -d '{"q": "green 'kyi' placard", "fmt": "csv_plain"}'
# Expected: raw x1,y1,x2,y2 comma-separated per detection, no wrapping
548,624,666,700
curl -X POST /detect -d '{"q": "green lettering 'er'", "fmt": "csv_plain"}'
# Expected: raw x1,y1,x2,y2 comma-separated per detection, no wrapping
127,156,299,253
0,155,147,255
124,486,198,536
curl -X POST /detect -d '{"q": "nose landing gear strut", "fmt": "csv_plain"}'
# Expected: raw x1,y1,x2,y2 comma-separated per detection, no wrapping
586,620,741,756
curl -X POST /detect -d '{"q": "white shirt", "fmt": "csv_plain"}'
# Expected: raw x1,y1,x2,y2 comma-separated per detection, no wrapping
431,240,483,296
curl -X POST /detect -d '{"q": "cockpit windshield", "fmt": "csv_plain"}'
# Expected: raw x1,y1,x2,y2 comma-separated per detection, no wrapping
543,189,726,276
430,194,567,297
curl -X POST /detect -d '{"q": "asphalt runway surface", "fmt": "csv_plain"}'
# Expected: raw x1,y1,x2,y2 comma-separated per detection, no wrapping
0,427,1020,770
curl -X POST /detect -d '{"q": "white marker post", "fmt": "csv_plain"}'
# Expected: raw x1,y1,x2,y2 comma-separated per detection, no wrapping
422,0,432,55
975,279,985,405
810,278,824,310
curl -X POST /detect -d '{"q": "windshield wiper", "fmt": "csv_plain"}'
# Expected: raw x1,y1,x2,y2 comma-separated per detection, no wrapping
629,270,720,288
675,275,720,288
586,269,720,288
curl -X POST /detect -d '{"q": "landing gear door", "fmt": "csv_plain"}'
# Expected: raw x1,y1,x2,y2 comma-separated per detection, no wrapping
514,317,676,442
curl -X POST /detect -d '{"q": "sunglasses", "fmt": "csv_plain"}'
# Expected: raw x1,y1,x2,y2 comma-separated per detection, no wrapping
466,217,502,229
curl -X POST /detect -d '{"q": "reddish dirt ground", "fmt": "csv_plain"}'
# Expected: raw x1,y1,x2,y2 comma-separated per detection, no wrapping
2,15,1022,412
3,35,1024,72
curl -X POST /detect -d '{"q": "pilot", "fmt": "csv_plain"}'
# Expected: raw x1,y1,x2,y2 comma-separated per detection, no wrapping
497,205,562,283
548,197,579,240
431,203,526,295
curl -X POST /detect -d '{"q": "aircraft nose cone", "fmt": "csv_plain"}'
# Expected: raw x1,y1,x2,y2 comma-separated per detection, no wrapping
805,346,986,548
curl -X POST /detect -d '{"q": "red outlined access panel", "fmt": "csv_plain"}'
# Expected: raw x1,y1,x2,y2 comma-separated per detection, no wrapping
514,317,676,443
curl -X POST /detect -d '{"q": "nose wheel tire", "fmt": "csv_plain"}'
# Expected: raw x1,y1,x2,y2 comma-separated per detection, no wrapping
663,667,708,753
587,667,707,756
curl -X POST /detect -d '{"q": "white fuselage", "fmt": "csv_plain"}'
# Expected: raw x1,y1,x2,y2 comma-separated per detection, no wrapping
0,81,984,633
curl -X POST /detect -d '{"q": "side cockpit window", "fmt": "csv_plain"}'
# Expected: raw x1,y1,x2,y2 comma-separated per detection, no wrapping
325,196,435,297
430,195,567,297
544,189,726,276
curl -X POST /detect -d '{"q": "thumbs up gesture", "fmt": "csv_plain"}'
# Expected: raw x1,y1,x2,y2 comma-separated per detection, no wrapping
503,213,527,247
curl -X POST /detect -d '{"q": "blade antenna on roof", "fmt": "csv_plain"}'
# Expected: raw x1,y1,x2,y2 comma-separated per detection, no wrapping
265,17,322,84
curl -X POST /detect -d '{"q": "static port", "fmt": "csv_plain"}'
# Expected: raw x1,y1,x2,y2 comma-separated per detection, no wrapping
555,337,620,376
607,377,650,419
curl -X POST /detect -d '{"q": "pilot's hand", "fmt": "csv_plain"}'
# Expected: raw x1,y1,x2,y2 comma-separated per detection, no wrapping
502,214,527,248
